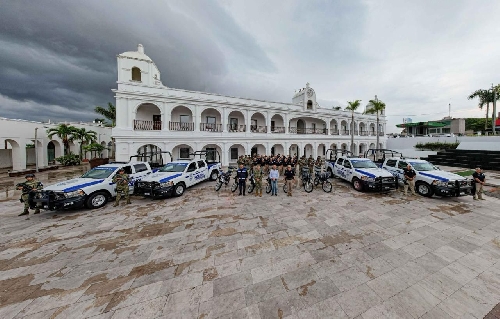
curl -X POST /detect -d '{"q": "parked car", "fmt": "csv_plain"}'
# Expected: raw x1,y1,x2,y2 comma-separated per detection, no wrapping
381,157,474,197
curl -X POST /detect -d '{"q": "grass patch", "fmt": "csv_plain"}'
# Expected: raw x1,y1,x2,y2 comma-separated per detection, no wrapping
454,170,474,177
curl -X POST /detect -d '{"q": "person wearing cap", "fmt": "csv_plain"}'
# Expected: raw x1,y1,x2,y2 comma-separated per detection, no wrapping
403,164,417,196
472,167,486,200
16,174,43,216
112,168,131,206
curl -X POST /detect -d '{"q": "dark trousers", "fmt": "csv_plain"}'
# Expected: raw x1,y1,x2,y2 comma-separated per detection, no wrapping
238,180,246,195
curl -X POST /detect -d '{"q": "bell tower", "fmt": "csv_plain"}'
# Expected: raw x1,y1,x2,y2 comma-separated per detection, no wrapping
292,82,317,111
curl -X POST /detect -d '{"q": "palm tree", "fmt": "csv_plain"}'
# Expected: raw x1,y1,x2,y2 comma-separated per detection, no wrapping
94,102,116,126
364,98,386,152
468,89,493,131
345,100,362,154
71,127,97,160
46,124,77,155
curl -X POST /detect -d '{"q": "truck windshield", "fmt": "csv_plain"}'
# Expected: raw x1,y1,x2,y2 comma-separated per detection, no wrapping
159,163,187,172
351,160,378,169
409,162,435,171
81,168,115,179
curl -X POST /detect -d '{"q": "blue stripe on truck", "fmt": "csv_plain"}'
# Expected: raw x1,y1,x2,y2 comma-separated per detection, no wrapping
63,180,104,192
355,169,376,178
159,173,183,183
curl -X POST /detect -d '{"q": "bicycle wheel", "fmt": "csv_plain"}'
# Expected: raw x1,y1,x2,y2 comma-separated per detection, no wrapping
247,184,254,193
314,177,319,187
322,181,332,193
215,181,222,191
283,183,288,193
304,181,313,193
265,183,272,194
231,182,238,192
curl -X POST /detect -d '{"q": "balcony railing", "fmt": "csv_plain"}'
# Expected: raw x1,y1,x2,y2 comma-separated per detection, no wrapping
134,120,162,131
330,129,339,135
370,131,376,136
227,124,246,132
271,126,285,133
289,127,327,134
250,125,267,133
200,123,222,132
353,130,359,135
169,121,194,131
360,131,369,136
379,132,385,136
341,130,350,135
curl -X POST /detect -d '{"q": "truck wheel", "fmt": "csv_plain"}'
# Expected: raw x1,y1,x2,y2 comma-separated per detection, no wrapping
416,182,433,197
210,170,218,181
352,178,363,192
174,183,185,197
86,192,108,209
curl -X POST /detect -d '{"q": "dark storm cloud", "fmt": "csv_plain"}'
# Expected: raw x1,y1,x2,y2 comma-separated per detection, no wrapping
0,0,275,121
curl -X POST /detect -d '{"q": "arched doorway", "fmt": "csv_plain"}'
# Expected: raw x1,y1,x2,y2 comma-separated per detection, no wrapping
317,144,326,157
201,144,223,162
271,144,284,156
270,114,284,133
200,108,222,132
289,144,299,157
250,112,267,133
136,144,164,166
229,144,245,163
251,144,266,156
341,143,347,151
304,144,313,157
227,110,246,132
47,141,56,163
172,144,194,160
297,119,305,134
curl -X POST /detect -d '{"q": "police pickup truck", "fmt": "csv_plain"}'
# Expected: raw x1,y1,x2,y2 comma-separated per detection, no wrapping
326,149,398,192
33,161,153,210
381,157,474,197
134,151,222,198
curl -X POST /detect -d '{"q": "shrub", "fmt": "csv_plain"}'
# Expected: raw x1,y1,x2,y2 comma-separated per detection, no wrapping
414,142,459,151
55,153,81,166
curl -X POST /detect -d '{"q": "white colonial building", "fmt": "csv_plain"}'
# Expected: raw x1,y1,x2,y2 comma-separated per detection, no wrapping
113,45,387,166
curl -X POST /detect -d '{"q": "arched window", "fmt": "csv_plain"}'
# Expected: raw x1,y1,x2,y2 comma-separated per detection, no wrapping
307,100,313,110
132,67,141,81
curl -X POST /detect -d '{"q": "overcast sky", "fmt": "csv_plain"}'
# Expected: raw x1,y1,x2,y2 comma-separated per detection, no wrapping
1,0,499,132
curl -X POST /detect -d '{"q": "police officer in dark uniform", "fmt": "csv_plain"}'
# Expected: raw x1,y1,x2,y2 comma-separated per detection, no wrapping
236,163,248,196
472,167,486,200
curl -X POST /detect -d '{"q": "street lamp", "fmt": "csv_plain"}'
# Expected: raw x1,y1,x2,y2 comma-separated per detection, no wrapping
492,84,497,135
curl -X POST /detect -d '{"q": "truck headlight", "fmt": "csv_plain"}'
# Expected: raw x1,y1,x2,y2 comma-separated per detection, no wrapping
65,189,85,198
432,180,447,187
160,181,174,188
361,176,375,182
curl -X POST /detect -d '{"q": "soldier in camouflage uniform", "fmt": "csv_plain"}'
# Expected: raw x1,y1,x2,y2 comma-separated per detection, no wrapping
237,155,245,167
297,155,306,189
307,155,315,174
253,164,263,197
17,174,43,216
112,168,131,206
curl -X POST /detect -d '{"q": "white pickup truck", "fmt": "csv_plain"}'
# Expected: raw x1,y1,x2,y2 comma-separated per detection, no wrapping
33,161,153,210
326,150,398,192
381,157,474,197
135,152,222,198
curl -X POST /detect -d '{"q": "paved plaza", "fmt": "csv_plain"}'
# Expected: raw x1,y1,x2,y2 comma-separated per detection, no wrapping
1,177,499,319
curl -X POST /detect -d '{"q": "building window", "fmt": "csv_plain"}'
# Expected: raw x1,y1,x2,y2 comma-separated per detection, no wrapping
180,148,190,159
442,128,450,133
206,116,216,124
429,128,437,133
230,118,238,131
132,67,141,81
230,148,238,160
307,100,313,110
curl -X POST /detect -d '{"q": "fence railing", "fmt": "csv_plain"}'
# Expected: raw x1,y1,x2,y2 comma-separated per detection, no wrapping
227,124,247,132
271,127,285,133
330,129,339,135
200,123,222,132
250,125,267,133
288,127,327,134
134,120,162,131
169,121,194,131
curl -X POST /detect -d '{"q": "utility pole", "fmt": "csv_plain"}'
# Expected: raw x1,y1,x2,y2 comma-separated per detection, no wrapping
34,128,39,172
492,84,497,135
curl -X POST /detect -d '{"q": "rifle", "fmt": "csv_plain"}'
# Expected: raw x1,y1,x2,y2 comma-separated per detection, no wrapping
16,182,36,194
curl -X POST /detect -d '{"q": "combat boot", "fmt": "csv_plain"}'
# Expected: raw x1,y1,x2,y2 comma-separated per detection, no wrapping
255,191,258,197
112,202,119,207
34,209,40,214
19,210,29,216
259,190,262,197
126,199,131,204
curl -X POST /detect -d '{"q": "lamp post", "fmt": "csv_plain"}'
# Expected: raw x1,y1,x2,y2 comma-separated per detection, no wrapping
35,128,39,172
492,84,497,135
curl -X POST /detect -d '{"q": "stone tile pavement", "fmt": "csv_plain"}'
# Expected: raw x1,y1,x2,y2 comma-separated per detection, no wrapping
0,176,499,318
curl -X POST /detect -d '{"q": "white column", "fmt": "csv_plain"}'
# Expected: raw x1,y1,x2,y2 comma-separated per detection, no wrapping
266,111,271,134
222,107,228,133
246,110,251,133
325,118,331,135
194,106,200,132
222,143,229,167
313,142,318,159
284,114,289,134
164,103,171,131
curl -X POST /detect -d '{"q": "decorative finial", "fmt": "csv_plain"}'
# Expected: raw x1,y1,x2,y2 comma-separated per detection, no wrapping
138,44,144,54
306,82,310,88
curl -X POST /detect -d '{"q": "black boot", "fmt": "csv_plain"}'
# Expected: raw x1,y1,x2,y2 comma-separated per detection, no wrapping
19,210,29,216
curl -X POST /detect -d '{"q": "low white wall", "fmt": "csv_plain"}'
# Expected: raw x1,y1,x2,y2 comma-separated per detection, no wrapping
0,149,12,168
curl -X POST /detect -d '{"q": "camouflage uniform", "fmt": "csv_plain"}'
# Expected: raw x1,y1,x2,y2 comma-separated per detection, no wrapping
237,156,245,167
113,171,131,206
17,175,43,216
253,166,263,197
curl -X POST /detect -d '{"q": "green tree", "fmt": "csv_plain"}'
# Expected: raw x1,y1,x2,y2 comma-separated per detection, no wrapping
345,100,362,153
468,89,493,130
46,124,77,155
94,102,116,127
364,98,386,151
83,143,106,159
71,127,97,160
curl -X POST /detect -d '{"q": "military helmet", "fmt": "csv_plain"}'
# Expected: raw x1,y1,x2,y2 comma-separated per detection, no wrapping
25,173,35,178
118,168,125,172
